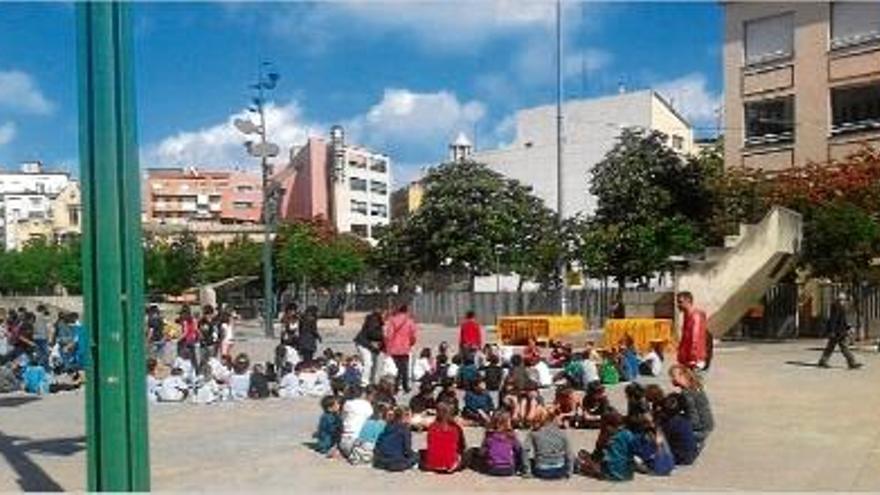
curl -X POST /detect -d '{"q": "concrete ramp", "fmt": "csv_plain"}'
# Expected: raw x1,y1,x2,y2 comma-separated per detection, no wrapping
676,207,803,336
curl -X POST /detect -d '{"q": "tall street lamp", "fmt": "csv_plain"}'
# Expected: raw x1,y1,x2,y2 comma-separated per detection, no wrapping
235,61,280,338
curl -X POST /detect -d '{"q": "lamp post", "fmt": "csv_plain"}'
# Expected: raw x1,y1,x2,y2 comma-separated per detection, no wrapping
555,0,568,315
235,62,280,338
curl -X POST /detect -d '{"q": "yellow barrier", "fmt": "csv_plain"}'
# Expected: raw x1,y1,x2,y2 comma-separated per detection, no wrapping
497,315,585,345
603,318,674,353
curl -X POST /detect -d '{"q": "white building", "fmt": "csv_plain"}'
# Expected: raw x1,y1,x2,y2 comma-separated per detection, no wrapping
0,162,71,250
473,90,695,218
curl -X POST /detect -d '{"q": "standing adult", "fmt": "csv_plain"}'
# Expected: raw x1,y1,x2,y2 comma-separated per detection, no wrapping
676,292,708,370
198,305,219,360
218,310,235,359
177,305,199,368
33,305,51,367
818,293,862,369
354,309,385,386
384,304,418,394
146,305,165,360
279,303,300,349
298,305,322,363
458,310,483,359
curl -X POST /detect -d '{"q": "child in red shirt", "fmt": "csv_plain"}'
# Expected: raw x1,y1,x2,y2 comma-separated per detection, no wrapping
421,402,467,473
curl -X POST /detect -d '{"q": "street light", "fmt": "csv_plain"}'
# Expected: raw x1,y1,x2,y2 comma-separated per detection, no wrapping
237,61,281,338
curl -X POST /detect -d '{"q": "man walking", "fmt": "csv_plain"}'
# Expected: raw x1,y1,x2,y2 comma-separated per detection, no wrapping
458,310,483,360
818,293,862,369
676,291,708,370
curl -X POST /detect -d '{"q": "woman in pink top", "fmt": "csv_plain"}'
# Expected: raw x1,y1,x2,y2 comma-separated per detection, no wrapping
384,304,418,393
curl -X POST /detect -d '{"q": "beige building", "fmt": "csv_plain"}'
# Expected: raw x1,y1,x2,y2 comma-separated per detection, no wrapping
10,181,82,248
390,181,424,220
724,2,880,170
143,221,267,249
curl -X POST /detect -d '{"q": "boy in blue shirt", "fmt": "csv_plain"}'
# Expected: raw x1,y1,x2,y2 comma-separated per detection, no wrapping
313,395,342,456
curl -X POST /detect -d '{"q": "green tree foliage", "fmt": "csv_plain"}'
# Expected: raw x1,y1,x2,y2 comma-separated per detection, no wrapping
802,202,880,284
0,237,82,295
200,234,262,284
583,129,706,284
144,231,201,296
372,160,559,289
275,217,369,290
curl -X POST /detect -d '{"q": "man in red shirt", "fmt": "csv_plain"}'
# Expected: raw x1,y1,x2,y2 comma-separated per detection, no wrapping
458,311,483,358
676,291,708,370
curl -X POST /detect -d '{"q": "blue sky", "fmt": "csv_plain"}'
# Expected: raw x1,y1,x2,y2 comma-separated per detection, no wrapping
0,1,723,185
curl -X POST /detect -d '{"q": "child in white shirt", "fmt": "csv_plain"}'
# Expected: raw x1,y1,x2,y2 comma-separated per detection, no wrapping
339,386,374,457
158,368,188,402
278,363,302,399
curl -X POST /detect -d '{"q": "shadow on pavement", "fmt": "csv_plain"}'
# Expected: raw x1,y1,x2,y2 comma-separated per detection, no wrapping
784,360,825,368
0,431,85,492
0,396,41,408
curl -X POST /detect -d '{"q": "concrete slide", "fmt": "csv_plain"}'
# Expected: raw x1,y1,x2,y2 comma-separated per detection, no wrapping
675,206,803,337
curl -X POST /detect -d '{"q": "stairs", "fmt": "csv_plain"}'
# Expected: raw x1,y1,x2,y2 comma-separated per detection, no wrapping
675,207,803,337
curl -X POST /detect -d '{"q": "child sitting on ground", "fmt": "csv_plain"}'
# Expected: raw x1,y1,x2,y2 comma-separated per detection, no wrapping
639,340,665,377
669,364,715,449
457,355,480,390
146,358,160,402
523,338,542,367
348,403,389,465
23,358,51,395
630,415,675,476
409,380,437,431
481,353,505,393
473,410,524,476
523,406,571,479
248,363,270,399
193,359,225,404
297,361,332,397
436,378,460,416
658,393,698,465
158,367,189,402
339,385,374,458
599,349,620,385
412,348,435,384
644,383,666,416
576,410,636,481
422,402,467,473
625,382,649,418
434,353,450,383
374,406,418,472
373,376,397,407
446,355,461,381
462,377,495,426
314,395,342,456
228,353,251,401
278,362,302,399
554,385,579,428
581,381,613,429
173,347,196,385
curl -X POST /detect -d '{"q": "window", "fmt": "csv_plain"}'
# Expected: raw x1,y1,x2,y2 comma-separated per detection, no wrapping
351,200,368,215
236,184,255,193
370,180,388,195
671,135,684,150
744,13,794,65
370,203,388,218
348,159,366,169
233,201,253,210
69,207,80,226
370,159,388,173
351,224,368,237
745,96,795,145
832,83,880,135
350,177,367,191
832,2,880,49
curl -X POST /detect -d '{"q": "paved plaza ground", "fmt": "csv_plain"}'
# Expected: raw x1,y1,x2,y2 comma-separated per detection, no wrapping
1,320,879,492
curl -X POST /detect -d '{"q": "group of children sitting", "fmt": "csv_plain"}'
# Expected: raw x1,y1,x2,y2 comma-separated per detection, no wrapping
312,337,715,482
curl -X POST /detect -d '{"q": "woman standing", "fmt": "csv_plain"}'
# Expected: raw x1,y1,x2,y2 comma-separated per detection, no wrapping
177,305,199,368
218,311,235,359
384,304,418,394
298,305,322,363
354,309,385,386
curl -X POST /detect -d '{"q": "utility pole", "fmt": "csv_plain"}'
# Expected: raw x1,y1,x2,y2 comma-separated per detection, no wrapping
76,2,150,490
235,63,280,338
556,0,569,315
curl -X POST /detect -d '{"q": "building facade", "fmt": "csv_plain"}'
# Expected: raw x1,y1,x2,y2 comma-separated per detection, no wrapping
0,162,72,250
472,90,694,218
275,127,391,241
143,168,263,225
390,181,424,220
724,1,880,170
9,181,82,249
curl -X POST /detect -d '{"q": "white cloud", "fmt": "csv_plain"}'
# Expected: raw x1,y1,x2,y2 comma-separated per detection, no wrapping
346,89,485,155
144,102,322,169
512,35,611,88
0,121,16,147
145,88,485,173
264,1,585,54
0,70,54,115
654,73,721,128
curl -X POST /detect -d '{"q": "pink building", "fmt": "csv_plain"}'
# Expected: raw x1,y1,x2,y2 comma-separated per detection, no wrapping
144,168,263,224
274,127,391,242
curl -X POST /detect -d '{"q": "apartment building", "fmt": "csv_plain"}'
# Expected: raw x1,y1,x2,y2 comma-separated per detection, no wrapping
473,90,694,218
144,168,263,225
274,126,391,242
724,1,880,170
0,162,72,250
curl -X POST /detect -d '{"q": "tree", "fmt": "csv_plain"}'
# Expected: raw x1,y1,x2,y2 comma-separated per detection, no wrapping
371,160,559,289
584,128,706,285
802,202,880,284
144,231,201,296
200,235,262,284
275,217,370,292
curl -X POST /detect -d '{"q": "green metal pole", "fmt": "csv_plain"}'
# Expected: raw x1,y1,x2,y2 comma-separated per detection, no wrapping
76,3,150,491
